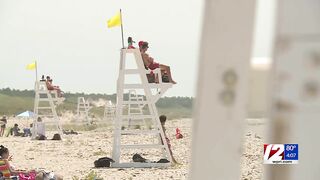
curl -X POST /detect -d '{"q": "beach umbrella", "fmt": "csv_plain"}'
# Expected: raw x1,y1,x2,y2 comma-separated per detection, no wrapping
16,111,35,117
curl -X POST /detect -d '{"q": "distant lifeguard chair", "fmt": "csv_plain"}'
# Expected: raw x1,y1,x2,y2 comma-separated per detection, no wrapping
127,89,147,129
103,100,116,122
76,97,92,124
32,81,65,139
112,49,173,168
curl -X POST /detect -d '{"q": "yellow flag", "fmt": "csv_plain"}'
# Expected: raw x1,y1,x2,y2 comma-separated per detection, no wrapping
107,12,121,28
26,62,36,70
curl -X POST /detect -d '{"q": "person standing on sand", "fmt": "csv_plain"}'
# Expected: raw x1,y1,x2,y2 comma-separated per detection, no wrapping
0,116,7,137
159,115,180,164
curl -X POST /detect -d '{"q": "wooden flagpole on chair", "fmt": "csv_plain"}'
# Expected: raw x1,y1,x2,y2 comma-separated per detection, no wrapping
120,9,125,49
107,9,125,49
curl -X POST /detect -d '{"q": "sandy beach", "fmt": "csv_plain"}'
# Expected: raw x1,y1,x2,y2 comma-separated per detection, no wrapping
0,117,264,179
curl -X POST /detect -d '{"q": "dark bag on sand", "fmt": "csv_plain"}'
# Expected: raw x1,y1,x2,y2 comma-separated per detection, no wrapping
36,135,46,140
52,133,62,140
94,157,114,168
157,158,170,163
132,153,147,163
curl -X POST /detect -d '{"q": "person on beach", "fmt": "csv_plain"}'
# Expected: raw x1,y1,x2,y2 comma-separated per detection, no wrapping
0,116,7,137
0,145,63,179
139,41,177,84
127,37,135,49
12,124,23,137
0,145,34,178
159,115,180,164
45,76,63,97
23,124,32,137
35,117,46,138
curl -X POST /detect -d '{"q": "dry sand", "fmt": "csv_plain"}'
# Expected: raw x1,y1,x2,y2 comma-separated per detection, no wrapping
0,117,264,179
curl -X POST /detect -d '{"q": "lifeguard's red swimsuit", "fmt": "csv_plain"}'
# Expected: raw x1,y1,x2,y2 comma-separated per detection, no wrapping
148,62,160,70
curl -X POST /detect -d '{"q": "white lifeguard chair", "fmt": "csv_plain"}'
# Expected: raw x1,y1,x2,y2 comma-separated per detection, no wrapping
32,81,65,139
112,49,173,168
76,97,92,123
103,100,116,122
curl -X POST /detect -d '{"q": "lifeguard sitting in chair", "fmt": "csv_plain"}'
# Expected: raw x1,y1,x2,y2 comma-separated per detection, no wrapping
45,76,64,97
138,41,177,84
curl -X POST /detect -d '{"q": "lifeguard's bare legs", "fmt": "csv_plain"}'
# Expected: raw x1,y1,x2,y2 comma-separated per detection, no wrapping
159,64,177,84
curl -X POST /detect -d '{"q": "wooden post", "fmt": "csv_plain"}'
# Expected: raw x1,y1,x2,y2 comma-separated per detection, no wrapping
190,0,256,179
266,0,320,179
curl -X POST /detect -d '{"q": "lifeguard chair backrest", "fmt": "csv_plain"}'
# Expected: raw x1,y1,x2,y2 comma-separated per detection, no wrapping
38,81,47,91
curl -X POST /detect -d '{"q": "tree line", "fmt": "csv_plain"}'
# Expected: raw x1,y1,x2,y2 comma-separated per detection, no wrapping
0,88,193,118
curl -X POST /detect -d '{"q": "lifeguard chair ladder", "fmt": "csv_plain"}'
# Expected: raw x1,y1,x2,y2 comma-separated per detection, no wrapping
112,49,173,168
76,97,92,123
32,81,64,139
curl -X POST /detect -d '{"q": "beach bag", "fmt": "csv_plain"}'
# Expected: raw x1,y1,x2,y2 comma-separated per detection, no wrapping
94,157,114,168
51,134,61,140
37,135,46,140
18,171,36,180
157,159,170,163
132,154,147,163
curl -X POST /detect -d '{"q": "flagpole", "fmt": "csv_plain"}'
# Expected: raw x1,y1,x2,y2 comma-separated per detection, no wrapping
120,9,125,49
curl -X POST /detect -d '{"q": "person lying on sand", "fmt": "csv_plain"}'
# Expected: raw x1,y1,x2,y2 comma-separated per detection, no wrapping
0,145,63,179
159,115,181,165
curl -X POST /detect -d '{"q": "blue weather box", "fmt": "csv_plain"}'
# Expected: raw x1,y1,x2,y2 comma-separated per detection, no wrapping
284,144,298,161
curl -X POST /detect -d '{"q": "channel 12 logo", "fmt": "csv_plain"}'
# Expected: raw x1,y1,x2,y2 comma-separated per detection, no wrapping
263,144,298,164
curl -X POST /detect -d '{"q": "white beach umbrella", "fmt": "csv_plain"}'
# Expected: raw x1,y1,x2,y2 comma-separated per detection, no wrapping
16,111,35,118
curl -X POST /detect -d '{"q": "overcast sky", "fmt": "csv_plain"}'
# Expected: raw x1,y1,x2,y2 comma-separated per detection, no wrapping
0,0,275,97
